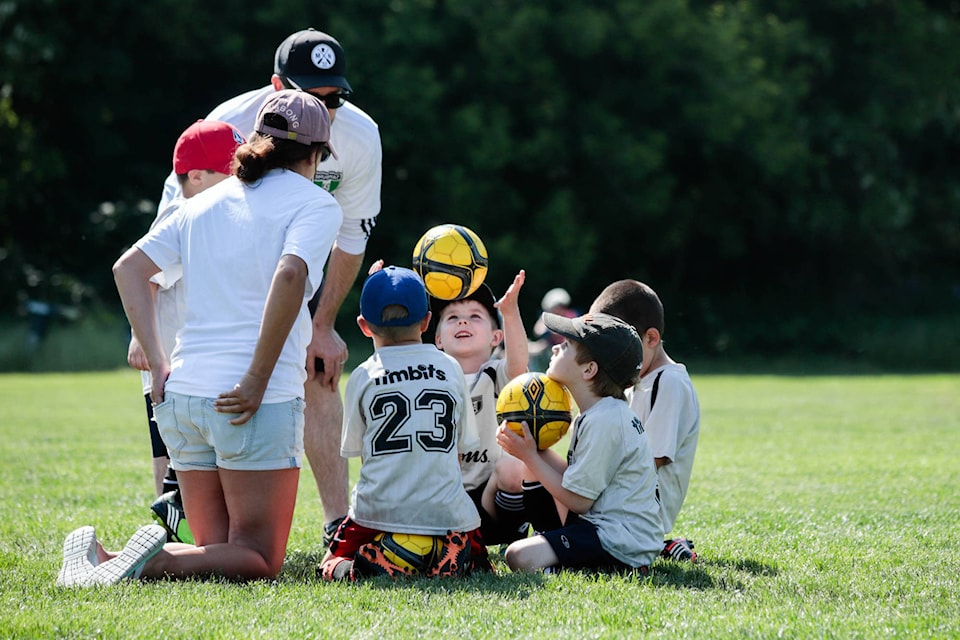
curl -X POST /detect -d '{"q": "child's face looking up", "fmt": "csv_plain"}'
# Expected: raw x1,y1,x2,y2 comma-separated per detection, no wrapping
435,300,499,357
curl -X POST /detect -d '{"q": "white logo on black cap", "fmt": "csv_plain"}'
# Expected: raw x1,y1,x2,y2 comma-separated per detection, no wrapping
311,44,336,70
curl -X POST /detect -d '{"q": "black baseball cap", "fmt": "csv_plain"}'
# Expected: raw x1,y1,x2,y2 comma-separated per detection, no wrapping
431,283,501,329
542,312,643,389
274,28,352,92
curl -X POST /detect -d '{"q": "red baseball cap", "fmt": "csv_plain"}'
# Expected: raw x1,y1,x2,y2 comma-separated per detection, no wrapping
172,120,246,175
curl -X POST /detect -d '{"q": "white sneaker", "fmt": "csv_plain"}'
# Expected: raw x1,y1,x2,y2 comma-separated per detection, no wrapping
56,526,99,587
86,524,166,586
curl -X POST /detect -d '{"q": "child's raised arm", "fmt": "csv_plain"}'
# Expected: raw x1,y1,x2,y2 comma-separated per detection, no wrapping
495,270,529,379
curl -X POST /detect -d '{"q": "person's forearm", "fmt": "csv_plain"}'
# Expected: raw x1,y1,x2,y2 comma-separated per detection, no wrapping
313,245,364,328
502,309,530,378
114,249,164,370
249,255,309,380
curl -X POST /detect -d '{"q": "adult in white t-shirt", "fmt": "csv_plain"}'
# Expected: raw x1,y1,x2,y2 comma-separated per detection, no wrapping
108,90,342,583
157,29,382,542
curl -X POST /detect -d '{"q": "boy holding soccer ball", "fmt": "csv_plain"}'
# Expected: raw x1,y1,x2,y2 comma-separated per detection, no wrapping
431,271,534,550
497,312,663,574
319,266,485,580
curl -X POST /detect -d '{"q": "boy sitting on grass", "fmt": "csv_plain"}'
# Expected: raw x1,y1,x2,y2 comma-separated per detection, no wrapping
431,272,532,552
319,266,484,580
497,312,663,574
590,280,700,562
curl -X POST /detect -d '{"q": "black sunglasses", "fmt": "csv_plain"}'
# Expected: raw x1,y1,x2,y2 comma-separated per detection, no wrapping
284,78,350,109
312,92,350,110
318,143,332,163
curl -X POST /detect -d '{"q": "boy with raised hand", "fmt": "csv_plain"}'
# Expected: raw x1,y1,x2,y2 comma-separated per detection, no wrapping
319,266,484,580
126,120,246,544
497,312,663,574
590,280,700,562
431,271,532,551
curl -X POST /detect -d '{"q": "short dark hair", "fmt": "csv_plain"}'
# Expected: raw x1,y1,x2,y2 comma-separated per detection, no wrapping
589,280,664,336
366,304,422,341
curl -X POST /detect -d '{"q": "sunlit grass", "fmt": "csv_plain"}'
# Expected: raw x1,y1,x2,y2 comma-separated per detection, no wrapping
0,370,957,638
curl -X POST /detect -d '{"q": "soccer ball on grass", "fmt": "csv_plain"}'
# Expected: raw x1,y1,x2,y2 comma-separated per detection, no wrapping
496,372,574,450
374,532,443,574
412,224,488,300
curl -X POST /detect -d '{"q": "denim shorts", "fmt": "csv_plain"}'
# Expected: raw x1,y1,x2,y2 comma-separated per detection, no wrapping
153,392,304,471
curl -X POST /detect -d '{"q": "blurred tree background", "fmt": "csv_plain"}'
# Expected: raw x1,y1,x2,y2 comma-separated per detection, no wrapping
1,0,959,370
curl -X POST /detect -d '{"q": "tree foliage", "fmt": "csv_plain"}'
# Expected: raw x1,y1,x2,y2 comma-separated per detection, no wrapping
2,0,958,356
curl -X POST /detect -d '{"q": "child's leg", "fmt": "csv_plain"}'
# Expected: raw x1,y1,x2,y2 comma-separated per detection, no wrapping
319,517,377,581
503,535,560,572
521,481,563,533
478,455,529,543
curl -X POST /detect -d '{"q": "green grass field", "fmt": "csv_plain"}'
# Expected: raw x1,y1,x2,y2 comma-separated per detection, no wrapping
0,370,958,638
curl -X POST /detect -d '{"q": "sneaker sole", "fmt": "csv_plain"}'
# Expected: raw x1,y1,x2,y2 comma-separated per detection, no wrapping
56,526,98,587
86,524,166,586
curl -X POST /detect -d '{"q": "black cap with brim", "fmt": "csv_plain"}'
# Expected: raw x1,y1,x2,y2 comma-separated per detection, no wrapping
542,312,643,389
275,28,353,93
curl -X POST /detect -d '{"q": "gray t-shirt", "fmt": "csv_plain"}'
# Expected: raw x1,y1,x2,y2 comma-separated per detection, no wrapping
563,396,663,567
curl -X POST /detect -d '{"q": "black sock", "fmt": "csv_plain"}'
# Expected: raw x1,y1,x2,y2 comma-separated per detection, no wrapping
162,465,179,494
521,481,562,533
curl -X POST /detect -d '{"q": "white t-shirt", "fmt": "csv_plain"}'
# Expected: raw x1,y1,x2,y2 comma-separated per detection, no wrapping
139,199,187,395
159,86,381,256
563,396,663,568
136,170,342,402
341,343,481,535
459,357,511,491
626,362,700,534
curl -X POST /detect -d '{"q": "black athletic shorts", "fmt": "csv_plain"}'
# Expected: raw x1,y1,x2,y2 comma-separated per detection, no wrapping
541,513,639,575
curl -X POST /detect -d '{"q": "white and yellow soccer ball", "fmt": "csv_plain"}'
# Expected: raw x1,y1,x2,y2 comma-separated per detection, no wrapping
496,372,574,450
374,532,444,574
412,224,489,300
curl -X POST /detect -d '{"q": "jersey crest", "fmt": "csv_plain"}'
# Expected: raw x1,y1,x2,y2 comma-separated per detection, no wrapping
314,170,342,193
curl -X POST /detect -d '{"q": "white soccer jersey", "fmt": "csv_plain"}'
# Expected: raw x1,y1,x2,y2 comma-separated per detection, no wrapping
139,199,187,394
459,357,511,491
159,85,381,255
137,170,342,402
563,396,663,568
626,363,700,534
342,344,481,535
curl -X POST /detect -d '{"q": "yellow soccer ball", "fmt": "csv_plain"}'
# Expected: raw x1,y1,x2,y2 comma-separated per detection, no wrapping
412,224,488,300
496,372,574,450
374,532,443,574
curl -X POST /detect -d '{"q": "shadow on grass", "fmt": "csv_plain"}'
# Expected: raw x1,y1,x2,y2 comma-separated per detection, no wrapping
707,557,779,577
282,549,778,595
649,556,778,591
281,548,546,596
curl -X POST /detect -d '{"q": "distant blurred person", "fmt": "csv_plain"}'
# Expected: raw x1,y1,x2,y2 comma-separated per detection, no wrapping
529,287,578,371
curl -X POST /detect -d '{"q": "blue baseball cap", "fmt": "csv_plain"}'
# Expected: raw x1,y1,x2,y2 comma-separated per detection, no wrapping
360,266,429,327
